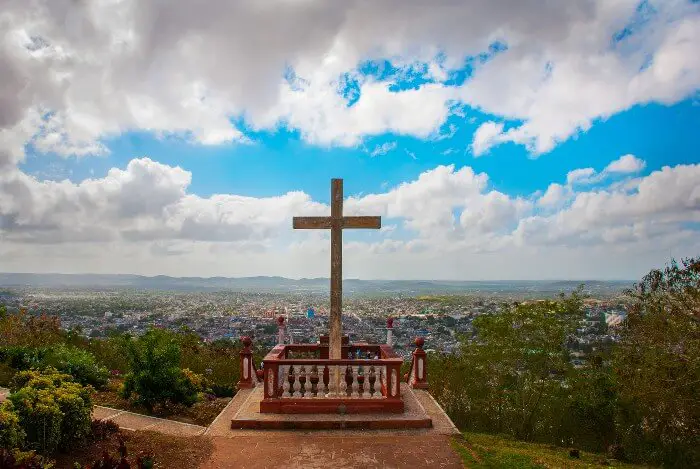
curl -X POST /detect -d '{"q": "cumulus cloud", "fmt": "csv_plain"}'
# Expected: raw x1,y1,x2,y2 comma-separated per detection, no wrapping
537,183,571,208
604,154,646,173
1,155,699,278
565,154,647,187
567,168,597,185
471,121,504,156
0,157,326,244
0,0,698,166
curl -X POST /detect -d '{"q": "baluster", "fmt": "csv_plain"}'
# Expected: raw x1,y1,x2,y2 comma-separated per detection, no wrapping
292,366,302,397
359,365,368,398
351,366,360,398
326,365,334,397
300,365,308,397
368,366,377,398
321,365,330,397
379,366,387,398
310,365,319,397
282,365,292,398
339,366,348,397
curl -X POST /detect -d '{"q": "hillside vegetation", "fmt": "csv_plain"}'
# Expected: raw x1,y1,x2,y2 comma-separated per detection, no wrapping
453,432,652,469
431,258,699,468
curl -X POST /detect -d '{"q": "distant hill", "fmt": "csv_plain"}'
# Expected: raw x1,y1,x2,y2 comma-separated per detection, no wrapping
0,272,632,297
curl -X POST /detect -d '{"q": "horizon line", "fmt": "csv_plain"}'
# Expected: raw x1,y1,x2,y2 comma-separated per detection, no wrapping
0,271,636,283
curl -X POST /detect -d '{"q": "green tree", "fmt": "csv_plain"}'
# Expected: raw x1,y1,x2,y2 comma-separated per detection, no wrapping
613,257,700,467
121,328,200,412
430,290,584,443
43,344,109,389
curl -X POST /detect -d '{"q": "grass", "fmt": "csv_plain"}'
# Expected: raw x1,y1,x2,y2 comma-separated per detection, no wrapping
452,432,655,469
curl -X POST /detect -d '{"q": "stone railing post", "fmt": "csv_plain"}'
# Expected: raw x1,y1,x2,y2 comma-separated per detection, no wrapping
386,317,394,346
277,316,286,345
237,336,255,389
410,337,428,389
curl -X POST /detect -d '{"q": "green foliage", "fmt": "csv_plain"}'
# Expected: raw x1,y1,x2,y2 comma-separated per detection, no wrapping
431,291,583,442
0,304,6,319
0,311,62,348
0,346,48,371
0,448,54,469
43,344,109,389
613,257,700,467
83,335,130,373
561,358,617,451
121,328,200,412
0,401,25,450
175,332,241,398
8,368,93,455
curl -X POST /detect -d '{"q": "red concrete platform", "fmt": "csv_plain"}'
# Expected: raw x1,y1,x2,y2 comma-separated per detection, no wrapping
231,383,433,430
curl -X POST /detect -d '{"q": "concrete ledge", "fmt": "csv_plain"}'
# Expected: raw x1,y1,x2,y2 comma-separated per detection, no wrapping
231,383,432,431
260,397,404,414
232,416,431,430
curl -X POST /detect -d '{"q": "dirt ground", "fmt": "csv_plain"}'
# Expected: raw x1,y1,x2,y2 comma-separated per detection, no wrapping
200,434,463,469
52,430,214,469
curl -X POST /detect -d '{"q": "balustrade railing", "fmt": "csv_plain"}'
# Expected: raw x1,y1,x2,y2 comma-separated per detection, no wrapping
260,343,403,410
276,362,386,399
250,340,408,413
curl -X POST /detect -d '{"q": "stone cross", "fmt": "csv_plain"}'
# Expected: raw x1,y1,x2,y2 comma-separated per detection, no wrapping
293,178,381,360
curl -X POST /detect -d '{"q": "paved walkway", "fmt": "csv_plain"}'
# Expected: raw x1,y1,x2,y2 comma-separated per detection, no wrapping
201,386,464,469
93,405,207,436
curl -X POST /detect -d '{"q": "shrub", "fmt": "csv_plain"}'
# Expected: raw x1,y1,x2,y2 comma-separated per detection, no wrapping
9,368,92,455
43,344,109,389
0,448,52,469
89,419,120,442
0,346,47,371
0,401,25,450
74,440,154,469
121,329,199,412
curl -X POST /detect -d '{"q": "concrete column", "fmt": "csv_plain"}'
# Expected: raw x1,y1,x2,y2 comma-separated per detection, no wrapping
411,337,429,389
237,336,254,389
386,317,394,346
277,316,285,345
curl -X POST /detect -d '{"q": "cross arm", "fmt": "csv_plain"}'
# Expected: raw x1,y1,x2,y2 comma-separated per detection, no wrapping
293,217,332,229
343,216,381,229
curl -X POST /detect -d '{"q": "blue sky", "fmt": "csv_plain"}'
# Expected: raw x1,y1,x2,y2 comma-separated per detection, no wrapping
1,1,699,279
20,99,700,202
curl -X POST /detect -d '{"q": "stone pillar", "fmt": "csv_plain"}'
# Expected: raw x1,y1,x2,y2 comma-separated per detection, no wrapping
237,336,255,389
277,316,285,345
411,337,428,389
386,317,394,346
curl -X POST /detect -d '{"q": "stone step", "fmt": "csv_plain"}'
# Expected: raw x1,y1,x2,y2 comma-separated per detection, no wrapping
230,383,441,431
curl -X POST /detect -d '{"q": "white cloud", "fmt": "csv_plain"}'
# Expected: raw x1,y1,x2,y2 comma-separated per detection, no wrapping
565,154,647,188
1,157,699,279
604,154,646,173
537,183,570,208
471,121,504,156
368,141,397,157
566,168,596,185
0,0,698,166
